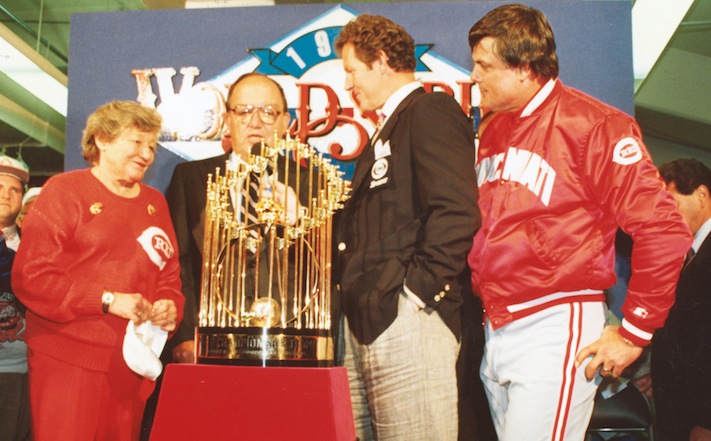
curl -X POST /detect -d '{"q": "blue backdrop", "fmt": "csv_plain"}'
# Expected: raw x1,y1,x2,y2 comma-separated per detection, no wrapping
66,1,633,193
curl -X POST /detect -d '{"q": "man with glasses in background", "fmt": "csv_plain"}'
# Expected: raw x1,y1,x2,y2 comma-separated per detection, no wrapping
142,73,308,439
163,72,301,365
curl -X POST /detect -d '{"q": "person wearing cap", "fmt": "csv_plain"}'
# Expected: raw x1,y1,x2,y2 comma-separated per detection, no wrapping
15,186,41,229
0,154,31,441
12,101,184,441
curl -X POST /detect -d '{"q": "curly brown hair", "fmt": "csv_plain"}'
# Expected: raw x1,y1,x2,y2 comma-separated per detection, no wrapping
81,101,162,163
335,14,416,72
468,4,559,80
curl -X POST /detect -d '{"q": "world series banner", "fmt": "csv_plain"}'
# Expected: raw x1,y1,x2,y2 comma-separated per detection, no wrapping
66,0,633,193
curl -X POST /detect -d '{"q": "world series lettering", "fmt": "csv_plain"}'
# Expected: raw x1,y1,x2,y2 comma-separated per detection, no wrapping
131,66,476,164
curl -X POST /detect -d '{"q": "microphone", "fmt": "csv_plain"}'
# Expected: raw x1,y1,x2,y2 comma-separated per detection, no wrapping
251,143,274,175
250,142,264,156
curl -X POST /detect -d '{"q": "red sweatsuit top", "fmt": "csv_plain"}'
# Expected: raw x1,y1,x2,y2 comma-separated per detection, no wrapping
12,169,184,371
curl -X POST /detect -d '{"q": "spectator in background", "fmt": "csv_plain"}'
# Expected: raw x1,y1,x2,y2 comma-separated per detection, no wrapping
15,186,41,229
653,158,711,441
0,154,31,441
12,101,183,441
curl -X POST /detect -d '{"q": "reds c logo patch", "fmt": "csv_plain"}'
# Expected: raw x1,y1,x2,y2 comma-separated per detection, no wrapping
612,137,643,166
137,227,175,270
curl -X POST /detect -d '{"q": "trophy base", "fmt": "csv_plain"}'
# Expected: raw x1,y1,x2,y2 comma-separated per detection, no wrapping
196,327,333,367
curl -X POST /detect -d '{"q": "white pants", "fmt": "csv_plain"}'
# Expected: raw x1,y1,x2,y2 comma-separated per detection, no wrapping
481,301,605,441
341,291,460,441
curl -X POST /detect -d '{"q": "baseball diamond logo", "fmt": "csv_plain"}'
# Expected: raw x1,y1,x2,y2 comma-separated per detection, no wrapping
131,5,479,179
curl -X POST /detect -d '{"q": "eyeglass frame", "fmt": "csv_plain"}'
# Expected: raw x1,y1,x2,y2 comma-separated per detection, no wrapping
227,104,283,125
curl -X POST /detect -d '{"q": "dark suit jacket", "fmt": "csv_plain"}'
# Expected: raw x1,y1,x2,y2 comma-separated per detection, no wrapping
335,87,481,345
165,152,310,346
166,153,230,346
652,230,711,440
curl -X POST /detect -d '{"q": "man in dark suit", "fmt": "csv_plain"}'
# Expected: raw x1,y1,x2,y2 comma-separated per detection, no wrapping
653,158,711,441
164,73,295,363
141,73,311,440
334,15,483,441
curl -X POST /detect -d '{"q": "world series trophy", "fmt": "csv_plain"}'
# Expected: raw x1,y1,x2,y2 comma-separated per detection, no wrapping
196,135,350,367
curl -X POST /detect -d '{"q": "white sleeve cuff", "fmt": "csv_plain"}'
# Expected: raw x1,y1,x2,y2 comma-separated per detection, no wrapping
403,281,427,310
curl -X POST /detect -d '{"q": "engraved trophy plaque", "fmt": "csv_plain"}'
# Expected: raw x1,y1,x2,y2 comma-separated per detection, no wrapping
196,135,349,366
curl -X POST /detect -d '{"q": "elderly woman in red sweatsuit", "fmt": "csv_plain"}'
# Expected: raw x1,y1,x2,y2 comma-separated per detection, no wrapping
13,101,184,441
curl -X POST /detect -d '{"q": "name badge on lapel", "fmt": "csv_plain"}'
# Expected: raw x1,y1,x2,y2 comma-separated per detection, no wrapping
374,139,391,160
370,139,391,189
370,158,389,188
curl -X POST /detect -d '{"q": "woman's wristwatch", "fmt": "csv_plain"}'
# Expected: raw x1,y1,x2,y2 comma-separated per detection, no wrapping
101,291,115,314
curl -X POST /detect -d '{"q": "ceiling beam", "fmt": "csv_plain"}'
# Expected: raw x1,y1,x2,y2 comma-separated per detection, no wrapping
142,0,187,8
0,93,65,153
632,0,695,91
0,21,67,87
0,21,68,117
0,3,68,64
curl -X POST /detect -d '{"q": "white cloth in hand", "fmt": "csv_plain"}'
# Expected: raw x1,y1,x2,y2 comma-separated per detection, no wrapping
122,321,168,381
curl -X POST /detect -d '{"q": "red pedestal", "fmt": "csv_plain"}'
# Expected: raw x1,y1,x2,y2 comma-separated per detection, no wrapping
150,364,356,441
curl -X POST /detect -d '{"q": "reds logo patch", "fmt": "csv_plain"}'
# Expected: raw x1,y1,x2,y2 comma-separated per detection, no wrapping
137,227,175,270
612,137,643,166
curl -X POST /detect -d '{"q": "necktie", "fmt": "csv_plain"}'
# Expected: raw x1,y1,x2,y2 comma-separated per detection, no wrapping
242,174,260,226
239,174,262,253
683,247,696,267
372,111,386,141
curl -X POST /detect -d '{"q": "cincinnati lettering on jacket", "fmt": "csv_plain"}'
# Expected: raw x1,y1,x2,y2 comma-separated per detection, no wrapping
477,147,557,206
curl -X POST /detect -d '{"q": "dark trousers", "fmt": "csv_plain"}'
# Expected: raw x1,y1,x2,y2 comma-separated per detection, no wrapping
0,372,31,441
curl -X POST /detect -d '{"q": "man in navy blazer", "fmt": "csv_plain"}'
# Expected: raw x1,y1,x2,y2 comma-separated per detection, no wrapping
334,14,482,441
653,158,711,441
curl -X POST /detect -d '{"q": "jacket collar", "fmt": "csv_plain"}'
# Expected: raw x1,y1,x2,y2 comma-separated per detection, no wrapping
520,78,558,118
350,87,425,194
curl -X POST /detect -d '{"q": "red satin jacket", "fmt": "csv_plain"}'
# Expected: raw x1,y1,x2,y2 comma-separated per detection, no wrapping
468,79,692,346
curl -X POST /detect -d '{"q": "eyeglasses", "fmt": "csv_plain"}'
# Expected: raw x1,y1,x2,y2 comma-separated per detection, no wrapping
227,105,282,125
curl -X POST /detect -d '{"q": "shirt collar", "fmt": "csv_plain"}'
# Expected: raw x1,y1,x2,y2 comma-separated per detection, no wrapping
2,225,19,251
693,216,711,253
379,81,422,125
228,151,248,170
